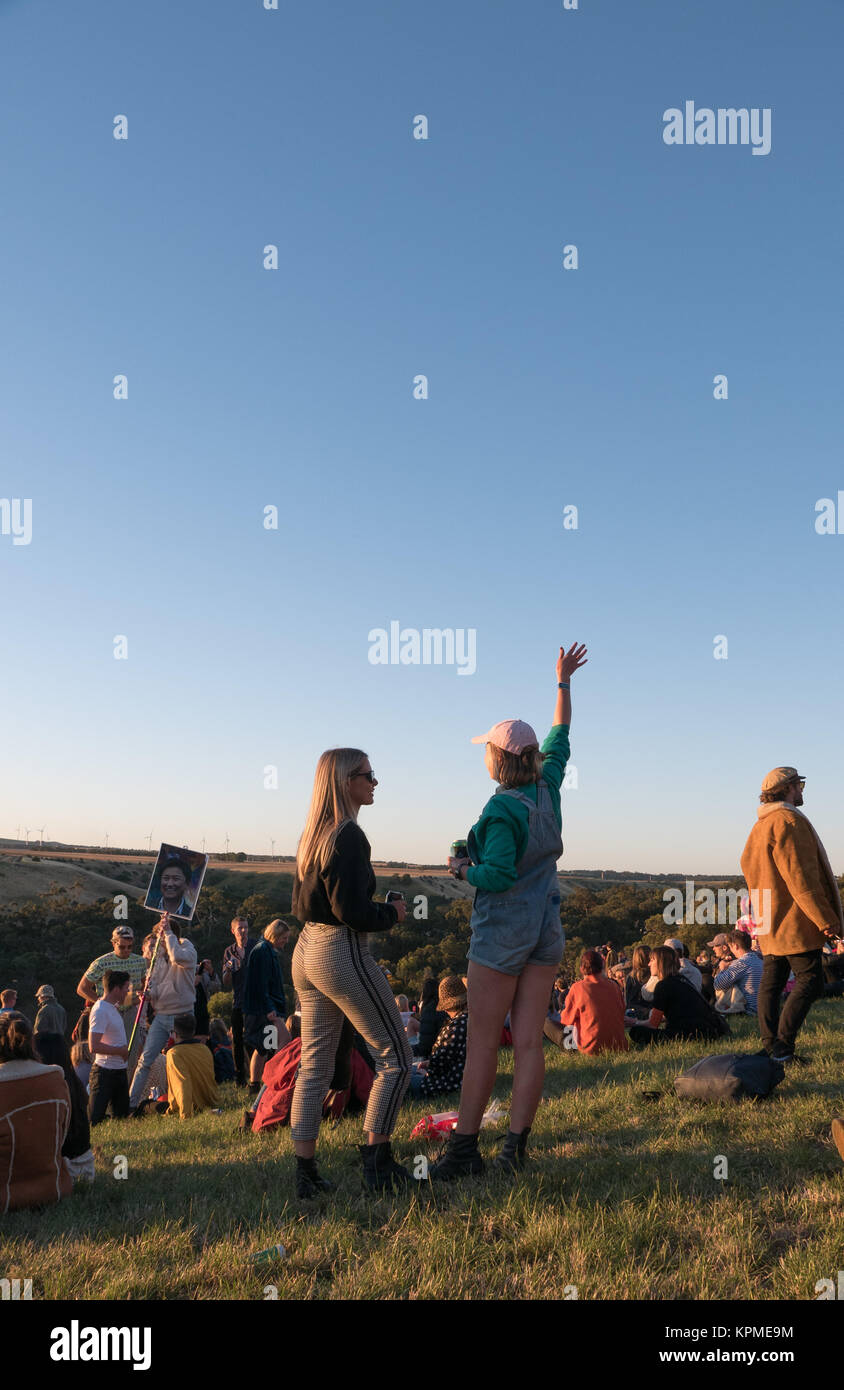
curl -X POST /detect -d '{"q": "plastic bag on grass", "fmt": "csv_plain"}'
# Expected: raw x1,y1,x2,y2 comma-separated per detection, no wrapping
410,1101,505,1141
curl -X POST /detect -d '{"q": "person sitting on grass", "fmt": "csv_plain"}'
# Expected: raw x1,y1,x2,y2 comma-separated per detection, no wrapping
396,995,420,1050
713,930,764,1016
416,977,446,1061
34,1031,95,1185
71,1039,92,1091
409,977,469,1099
165,1013,220,1118
628,947,727,1046
695,950,717,1005
244,1014,375,1134
0,1012,71,1212
625,945,652,1019
209,1018,236,1083
545,949,629,1055
0,988,19,1016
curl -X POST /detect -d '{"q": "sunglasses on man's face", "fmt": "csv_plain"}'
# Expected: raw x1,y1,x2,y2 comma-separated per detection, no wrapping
351,770,376,783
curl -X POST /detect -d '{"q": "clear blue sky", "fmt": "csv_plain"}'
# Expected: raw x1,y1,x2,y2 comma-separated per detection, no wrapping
2,0,843,873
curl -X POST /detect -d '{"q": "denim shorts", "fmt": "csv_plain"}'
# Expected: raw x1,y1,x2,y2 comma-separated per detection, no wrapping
468,898,565,977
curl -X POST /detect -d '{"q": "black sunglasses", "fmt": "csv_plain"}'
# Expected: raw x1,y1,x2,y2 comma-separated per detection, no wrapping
351,769,376,782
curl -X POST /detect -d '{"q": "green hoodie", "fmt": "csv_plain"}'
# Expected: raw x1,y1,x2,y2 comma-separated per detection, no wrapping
465,724,570,894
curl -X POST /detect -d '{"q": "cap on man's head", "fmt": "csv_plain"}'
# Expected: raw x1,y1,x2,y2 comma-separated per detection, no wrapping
760,766,801,795
663,938,685,955
114,926,134,939
471,719,538,754
707,933,731,947
36,984,55,1000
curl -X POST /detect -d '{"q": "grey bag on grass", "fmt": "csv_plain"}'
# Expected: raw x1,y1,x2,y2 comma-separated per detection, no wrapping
674,1052,785,1101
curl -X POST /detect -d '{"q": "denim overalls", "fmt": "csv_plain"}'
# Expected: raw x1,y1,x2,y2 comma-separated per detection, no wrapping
466,777,565,976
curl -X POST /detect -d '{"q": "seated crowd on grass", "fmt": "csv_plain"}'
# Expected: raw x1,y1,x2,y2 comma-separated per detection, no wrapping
3,916,844,1213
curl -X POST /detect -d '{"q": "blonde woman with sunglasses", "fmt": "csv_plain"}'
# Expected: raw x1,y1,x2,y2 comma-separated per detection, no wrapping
290,748,412,1197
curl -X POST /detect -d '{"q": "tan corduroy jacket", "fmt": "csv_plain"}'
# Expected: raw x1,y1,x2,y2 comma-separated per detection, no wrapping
740,804,844,956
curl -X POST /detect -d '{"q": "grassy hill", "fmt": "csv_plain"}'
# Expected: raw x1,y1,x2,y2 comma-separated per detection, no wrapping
5,1005,844,1300
0,856,146,907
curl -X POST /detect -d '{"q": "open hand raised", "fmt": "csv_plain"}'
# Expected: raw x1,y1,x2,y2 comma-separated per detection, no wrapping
557,643,588,683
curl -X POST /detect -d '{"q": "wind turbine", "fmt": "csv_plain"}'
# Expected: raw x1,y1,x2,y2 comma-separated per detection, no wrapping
38,826,45,847
24,827,29,846
225,832,230,855
201,836,206,854
146,831,153,853
15,825,20,841
270,838,275,860
104,831,109,850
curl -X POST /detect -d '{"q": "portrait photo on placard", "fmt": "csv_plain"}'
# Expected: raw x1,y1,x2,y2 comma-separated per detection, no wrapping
143,842,209,922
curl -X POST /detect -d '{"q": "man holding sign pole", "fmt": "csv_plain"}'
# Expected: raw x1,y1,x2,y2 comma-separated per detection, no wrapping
129,914,197,1111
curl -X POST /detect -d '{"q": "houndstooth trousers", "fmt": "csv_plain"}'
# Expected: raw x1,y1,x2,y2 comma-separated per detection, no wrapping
290,923,412,1142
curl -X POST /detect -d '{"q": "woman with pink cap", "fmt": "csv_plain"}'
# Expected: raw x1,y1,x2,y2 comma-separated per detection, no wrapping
430,642,587,1180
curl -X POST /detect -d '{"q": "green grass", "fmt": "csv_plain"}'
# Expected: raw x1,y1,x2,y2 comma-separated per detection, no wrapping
4,1004,844,1300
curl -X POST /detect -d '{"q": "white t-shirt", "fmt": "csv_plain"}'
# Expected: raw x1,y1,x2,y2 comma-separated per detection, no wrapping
89,999,128,1070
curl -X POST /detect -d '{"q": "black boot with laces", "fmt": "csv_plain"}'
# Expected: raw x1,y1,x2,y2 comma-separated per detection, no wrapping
295,1155,334,1199
491,1126,531,1174
359,1141,413,1192
429,1130,484,1181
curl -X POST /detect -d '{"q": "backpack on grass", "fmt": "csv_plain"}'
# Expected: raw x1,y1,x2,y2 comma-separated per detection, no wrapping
674,1052,785,1101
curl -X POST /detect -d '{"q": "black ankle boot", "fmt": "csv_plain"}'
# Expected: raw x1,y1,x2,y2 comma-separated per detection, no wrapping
491,1127,531,1173
295,1155,333,1199
359,1141,412,1192
429,1130,484,1181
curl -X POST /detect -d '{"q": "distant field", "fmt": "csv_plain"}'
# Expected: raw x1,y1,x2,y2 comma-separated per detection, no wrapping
0,846,746,912
0,857,145,908
4,1006,844,1300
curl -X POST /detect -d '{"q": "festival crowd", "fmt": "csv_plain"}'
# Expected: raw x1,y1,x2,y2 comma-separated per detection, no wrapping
3,644,844,1209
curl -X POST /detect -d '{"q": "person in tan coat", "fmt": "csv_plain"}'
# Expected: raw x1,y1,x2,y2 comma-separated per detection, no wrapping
740,766,844,1062
0,1013,71,1212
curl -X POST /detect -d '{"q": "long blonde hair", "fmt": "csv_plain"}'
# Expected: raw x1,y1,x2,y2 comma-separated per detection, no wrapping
296,747,368,878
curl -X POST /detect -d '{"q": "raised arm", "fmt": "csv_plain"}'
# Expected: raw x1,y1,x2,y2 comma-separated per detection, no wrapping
554,643,588,726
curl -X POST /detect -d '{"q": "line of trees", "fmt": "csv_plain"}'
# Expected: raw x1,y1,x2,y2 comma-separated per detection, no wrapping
7,871,812,1026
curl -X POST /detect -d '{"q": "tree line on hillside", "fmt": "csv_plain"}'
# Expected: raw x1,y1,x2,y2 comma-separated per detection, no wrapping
10,870,838,1023
0,872,734,1016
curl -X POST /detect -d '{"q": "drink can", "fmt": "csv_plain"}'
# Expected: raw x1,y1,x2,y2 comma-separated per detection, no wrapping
450,840,468,859
249,1243,287,1264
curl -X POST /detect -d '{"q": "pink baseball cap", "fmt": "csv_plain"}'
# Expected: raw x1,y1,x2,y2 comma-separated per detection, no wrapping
471,719,539,754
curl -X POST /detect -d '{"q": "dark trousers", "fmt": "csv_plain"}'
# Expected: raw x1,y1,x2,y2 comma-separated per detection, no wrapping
88,1065,130,1126
231,1007,252,1084
758,950,824,1053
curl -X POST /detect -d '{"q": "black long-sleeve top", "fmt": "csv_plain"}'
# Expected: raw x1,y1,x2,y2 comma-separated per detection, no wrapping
292,821,399,933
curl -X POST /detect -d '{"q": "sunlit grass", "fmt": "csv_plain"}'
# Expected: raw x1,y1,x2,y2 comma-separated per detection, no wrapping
3,1004,843,1299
